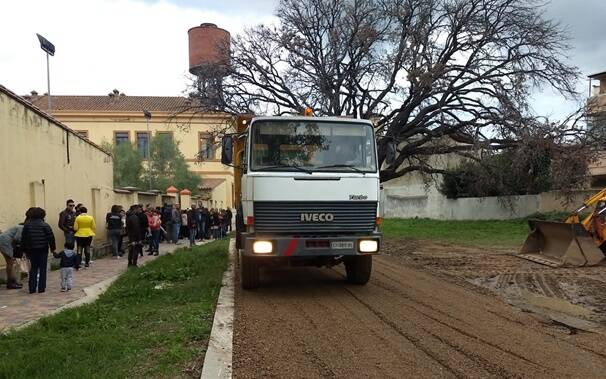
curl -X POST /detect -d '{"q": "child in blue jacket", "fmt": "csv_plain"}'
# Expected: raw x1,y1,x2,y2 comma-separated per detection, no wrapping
52,241,81,292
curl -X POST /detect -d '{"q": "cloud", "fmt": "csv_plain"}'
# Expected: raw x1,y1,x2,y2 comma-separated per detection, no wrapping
0,0,277,96
0,0,601,121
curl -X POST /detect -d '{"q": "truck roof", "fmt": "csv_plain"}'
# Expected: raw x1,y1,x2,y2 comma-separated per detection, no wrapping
251,116,374,126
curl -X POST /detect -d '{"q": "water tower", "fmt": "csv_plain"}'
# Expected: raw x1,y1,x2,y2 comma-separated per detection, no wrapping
188,23,230,109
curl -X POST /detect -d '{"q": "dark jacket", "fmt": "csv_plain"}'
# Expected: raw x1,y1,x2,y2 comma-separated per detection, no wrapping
53,249,80,268
22,219,56,252
137,212,149,235
106,212,122,230
187,210,197,229
162,207,172,225
126,213,143,242
58,209,76,232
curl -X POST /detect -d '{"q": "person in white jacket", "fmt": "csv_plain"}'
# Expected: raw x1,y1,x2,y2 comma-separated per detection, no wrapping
0,224,24,289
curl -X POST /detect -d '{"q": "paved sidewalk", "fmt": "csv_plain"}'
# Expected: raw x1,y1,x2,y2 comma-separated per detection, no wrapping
0,241,195,332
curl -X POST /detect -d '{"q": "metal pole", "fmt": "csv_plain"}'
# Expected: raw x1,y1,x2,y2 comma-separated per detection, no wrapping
46,52,51,113
146,118,152,190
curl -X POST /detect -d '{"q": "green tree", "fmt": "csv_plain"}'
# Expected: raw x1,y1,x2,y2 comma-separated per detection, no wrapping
146,134,200,193
103,142,144,188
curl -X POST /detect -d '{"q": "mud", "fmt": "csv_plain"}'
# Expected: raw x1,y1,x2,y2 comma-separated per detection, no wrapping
382,239,606,326
233,252,606,378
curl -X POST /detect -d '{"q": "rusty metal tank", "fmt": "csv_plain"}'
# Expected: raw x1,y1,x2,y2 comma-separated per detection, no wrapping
188,23,230,76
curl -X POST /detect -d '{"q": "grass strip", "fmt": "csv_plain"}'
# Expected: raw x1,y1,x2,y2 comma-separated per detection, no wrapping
0,239,229,379
381,218,531,247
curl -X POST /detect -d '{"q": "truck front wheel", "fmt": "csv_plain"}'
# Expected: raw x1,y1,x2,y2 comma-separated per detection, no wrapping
240,253,260,289
344,255,372,285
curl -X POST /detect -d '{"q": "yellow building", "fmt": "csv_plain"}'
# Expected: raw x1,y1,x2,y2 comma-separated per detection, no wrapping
28,91,234,208
1,84,116,274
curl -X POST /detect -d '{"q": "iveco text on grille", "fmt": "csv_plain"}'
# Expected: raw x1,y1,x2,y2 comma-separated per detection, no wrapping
300,213,335,222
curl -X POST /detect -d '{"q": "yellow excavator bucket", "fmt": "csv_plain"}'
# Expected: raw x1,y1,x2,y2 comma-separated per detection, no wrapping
518,220,605,267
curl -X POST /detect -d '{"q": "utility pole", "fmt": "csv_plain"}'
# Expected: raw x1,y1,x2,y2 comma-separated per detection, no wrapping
144,109,153,190
36,33,55,114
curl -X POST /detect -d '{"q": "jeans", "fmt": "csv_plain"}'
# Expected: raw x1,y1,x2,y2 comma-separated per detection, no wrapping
1,251,21,285
128,242,141,266
64,231,75,245
76,236,93,265
197,221,205,240
27,249,48,293
60,267,74,290
150,229,161,252
108,229,121,257
171,223,180,243
189,229,197,247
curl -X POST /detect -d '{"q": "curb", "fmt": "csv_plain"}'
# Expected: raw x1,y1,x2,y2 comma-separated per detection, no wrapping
201,238,236,379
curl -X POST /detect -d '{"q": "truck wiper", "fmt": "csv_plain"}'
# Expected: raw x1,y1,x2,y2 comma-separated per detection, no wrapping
316,164,365,174
263,164,313,174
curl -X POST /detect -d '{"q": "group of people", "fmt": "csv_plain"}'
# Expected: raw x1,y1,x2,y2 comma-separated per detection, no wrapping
0,200,96,293
0,198,234,295
160,203,232,247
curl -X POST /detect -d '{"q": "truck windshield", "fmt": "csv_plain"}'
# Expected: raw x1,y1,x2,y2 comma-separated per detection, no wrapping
250,120,377,173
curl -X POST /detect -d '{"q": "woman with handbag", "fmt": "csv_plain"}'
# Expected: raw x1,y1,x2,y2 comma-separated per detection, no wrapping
0,224,25,289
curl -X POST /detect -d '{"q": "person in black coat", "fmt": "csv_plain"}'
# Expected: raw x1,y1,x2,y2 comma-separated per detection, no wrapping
21,207,56,294
126,205,143,267
136,204,149,256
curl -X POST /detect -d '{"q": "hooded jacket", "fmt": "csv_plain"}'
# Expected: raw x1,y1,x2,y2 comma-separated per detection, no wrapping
53,249,80,268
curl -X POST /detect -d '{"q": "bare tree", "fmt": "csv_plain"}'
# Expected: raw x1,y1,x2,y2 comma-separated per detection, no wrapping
190,0,601,183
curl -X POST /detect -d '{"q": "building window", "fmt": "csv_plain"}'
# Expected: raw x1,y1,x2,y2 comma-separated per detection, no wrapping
157,131,173,142
75,130,88,139
136,132,150,158
114,131,129,145
199,133,216,159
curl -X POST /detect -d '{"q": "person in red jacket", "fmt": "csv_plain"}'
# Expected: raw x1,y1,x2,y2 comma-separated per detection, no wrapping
147,209,162,256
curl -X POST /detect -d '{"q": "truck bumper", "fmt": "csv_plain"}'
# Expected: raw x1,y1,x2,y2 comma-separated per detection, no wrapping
242,233,382,257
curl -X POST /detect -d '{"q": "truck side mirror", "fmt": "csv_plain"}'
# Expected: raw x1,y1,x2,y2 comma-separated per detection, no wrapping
385,141,396,166
221,135,233,165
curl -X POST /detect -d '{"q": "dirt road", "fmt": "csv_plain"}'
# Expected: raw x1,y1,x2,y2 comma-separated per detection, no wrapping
233,255,606,378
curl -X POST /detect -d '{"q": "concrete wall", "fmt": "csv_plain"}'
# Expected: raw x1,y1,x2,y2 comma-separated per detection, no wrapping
0,88,113,249
381,189,599,220
53,110,234,207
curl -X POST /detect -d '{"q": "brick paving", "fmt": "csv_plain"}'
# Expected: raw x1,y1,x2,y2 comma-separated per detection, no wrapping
0,241,196,332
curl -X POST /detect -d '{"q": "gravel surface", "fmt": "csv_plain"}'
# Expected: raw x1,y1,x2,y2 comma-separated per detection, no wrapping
233,254,606,378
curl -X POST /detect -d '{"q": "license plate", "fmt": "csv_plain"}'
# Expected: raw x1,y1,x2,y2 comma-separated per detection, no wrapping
331,241,354,250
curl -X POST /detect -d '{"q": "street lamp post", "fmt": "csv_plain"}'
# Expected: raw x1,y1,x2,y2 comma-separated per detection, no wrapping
36,33,55,113
143,109,152,190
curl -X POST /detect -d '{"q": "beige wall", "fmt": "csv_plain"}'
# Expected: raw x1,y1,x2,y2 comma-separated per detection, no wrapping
0,90,114,253
53,111,234,208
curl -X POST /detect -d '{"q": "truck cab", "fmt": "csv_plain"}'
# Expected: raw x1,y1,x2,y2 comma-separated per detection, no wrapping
222,116,382,289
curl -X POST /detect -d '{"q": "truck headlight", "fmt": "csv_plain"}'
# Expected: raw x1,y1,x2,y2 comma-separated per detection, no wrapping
253,240,273,254
358,239,378,253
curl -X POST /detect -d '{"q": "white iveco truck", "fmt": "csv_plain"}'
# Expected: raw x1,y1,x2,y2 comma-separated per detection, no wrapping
222,115,383,289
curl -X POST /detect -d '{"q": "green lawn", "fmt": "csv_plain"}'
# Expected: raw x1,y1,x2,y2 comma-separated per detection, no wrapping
381,218,533,247
0,239,229,379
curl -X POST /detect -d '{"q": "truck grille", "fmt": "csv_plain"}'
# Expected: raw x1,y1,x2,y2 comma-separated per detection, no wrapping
253,201,377,234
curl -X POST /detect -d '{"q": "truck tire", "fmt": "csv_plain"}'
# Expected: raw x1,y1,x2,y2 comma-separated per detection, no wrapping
240,252,260,289
345,255,372,285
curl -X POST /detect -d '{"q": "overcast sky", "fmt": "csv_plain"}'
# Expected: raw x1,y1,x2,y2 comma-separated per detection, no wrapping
0,0,604,119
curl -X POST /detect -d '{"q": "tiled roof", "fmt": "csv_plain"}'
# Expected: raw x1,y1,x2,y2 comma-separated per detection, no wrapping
26,93,200,113
0,84,110,156
200,178,225,190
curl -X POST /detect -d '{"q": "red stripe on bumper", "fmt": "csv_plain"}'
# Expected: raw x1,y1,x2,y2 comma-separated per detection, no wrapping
283,239,298,256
